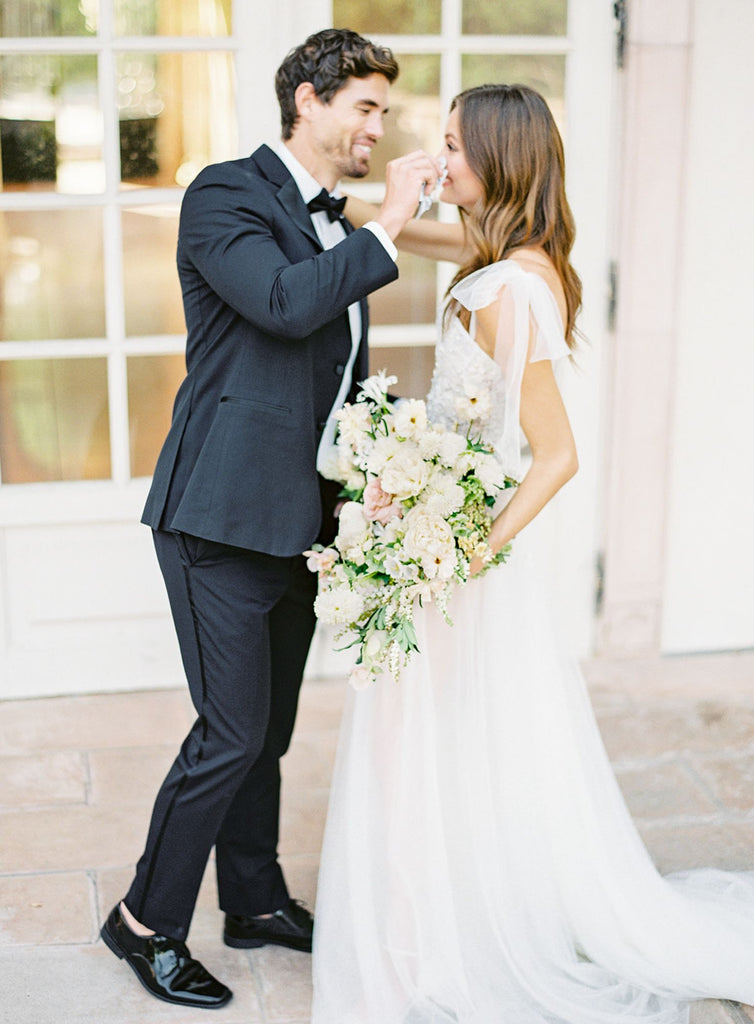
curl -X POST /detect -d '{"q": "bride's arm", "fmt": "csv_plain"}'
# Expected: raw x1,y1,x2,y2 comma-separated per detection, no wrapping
344,150,470,263
345,193,468,263
470,303,578,574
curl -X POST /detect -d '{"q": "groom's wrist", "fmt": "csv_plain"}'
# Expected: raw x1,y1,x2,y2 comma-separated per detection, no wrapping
363,222,397,261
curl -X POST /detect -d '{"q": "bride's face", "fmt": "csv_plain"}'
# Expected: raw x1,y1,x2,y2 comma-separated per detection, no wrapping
439,108,483,211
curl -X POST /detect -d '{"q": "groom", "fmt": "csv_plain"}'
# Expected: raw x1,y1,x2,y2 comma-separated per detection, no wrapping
101,28,435,1008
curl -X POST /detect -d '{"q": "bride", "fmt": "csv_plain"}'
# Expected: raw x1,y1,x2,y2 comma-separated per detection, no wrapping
311,84,754,1024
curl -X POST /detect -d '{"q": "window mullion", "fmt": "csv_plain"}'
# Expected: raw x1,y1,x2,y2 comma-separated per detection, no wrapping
99,2,130,486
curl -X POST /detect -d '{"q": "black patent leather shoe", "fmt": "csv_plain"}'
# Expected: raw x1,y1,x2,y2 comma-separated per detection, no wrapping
224,899,313,952
101,904,232,1008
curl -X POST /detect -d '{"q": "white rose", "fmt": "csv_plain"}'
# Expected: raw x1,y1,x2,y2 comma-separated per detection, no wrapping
380,446,430,501
401,510,457,580
392,399,428,440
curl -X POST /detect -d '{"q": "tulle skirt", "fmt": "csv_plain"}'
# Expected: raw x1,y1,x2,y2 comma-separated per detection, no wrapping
311,529,754,1024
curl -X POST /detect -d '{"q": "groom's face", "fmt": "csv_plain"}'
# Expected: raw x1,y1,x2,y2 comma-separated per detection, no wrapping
309,73,390,179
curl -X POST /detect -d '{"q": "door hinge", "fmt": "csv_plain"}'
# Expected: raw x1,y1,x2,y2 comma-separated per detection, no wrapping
607,261,618,331
613,0,628,69
595,551,605,617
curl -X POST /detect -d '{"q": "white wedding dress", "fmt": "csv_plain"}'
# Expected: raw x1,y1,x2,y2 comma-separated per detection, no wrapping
311,259,754,1024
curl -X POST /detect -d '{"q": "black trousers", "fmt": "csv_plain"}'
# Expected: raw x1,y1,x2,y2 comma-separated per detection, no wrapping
124,530,317,940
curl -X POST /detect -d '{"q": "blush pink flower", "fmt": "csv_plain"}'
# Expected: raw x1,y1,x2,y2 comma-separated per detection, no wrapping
362,477,403,524
348,664,373,690
303,547,338,576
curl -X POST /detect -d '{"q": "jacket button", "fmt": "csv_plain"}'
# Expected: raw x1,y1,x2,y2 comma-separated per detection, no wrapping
317,420,327,431
334,363,345,376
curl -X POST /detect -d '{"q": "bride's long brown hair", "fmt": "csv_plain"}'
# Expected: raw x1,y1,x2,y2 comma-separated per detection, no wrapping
445,84,582,347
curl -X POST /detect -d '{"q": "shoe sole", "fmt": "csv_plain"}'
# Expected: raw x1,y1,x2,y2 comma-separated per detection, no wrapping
101,921,233,1009
223,932,311,953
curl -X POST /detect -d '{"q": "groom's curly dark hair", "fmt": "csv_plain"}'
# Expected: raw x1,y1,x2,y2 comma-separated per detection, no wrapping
275,28,399,140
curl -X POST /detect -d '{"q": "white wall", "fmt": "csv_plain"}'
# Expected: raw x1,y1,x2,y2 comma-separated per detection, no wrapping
661,0,754,651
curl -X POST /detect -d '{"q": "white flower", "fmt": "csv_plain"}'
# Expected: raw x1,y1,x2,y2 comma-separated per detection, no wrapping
454,376,492,423
392,399,428,440
471,451,505,494
455,451,476,476
420,428,468,467
317,445,342,483
314,586,365,626
376,517,405,546
334,501,373,563
335,402,373,451
380,445,430,501
402,509,457,580
335,450,367,492
357,370,397,405
383,550,421,582
365,432,403,476
420,471,466,517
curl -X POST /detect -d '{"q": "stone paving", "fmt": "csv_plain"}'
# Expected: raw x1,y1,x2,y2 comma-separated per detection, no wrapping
1,649,754,1023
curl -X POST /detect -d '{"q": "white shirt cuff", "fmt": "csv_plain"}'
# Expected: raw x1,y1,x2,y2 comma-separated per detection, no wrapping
363,221,397,262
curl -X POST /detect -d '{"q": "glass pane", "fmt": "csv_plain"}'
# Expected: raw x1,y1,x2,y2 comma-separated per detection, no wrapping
127,354,185,477
461,54,566,133
369,344,434,401
463,0,567,35
333,0,440,35
0,54,104,194
356,54,441,326
0,358,110,482
117,51,236,188
362,53,441,183
369,252,437,326
0,0,98,37
122,205,183,336
1,209,105,340
114,0,231,36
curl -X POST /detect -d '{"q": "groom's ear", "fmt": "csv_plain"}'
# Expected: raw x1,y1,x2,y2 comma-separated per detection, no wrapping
294,81,320,122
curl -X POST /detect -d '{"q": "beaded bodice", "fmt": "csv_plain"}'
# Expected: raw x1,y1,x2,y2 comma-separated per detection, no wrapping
426,316,507,453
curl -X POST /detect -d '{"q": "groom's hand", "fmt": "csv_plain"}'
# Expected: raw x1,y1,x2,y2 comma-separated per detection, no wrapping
375,151,443,239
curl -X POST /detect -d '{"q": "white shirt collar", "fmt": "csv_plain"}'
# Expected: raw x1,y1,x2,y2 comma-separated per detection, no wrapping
274,141,341,204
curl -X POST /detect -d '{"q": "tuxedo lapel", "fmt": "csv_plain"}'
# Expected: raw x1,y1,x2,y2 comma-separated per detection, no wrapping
249,143,369,379
249,144,322,250
276,176,322,250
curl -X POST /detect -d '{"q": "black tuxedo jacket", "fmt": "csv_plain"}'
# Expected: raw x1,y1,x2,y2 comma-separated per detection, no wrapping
142,145,398,555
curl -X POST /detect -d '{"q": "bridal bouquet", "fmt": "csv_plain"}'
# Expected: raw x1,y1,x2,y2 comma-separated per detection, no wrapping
306,372,515,689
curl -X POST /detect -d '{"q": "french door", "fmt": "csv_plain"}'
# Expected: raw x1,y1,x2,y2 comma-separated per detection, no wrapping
0,0,616,697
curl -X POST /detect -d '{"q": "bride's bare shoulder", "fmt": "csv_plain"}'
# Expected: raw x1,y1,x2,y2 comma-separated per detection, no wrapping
506,247,567,326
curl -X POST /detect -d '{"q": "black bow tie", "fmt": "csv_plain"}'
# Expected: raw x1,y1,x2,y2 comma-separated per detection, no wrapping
307,188,347,222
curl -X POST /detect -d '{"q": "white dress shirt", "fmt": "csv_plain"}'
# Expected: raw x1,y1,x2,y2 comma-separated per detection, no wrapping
274,142,396,475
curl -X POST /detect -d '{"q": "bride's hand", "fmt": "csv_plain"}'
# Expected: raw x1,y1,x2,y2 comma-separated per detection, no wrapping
469,555,486,577
375,150,443,239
